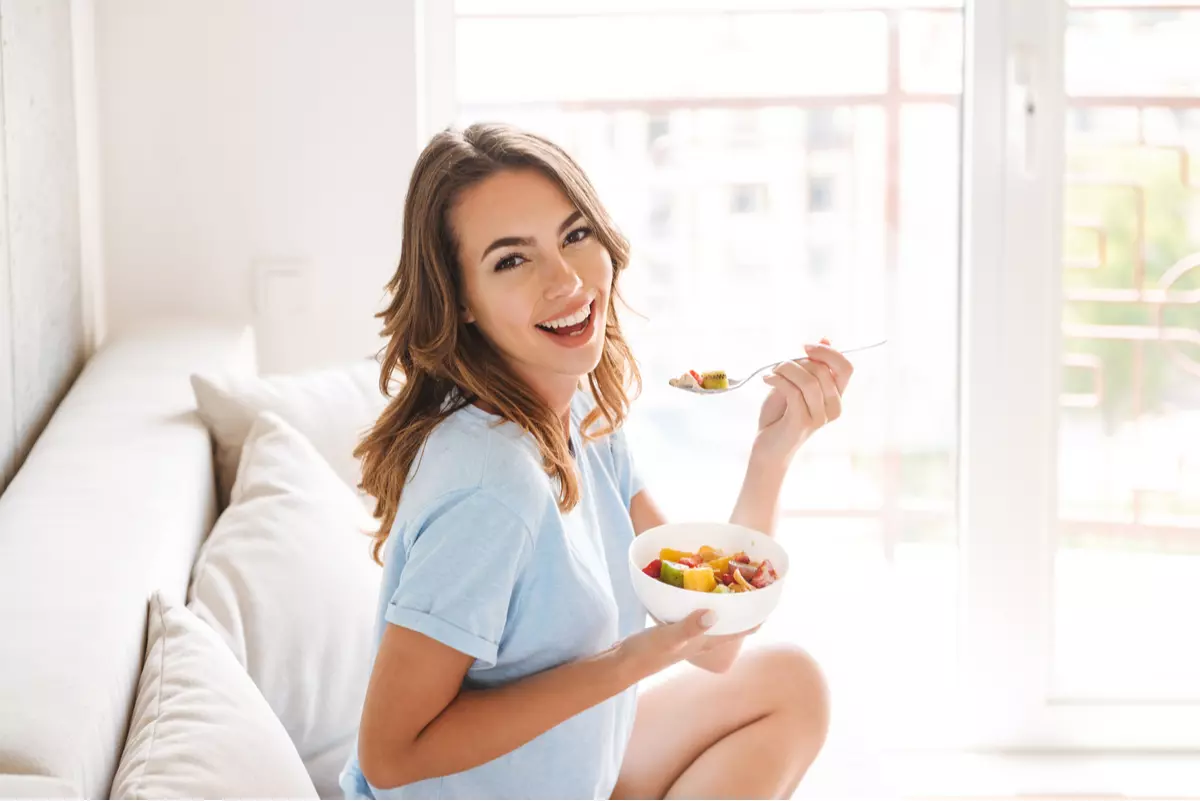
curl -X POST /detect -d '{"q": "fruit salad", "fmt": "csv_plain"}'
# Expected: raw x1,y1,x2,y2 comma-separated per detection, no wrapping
641,546,779,594
668,370,729,390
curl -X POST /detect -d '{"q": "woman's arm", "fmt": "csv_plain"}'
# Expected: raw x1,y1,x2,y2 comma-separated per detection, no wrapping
358,611,713,789
728,449,788,537
628,346,854,674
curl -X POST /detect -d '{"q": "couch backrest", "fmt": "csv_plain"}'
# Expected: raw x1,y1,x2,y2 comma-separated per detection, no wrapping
0,320,256,798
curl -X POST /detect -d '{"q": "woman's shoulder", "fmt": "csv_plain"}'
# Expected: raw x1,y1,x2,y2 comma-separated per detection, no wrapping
401,407,553,516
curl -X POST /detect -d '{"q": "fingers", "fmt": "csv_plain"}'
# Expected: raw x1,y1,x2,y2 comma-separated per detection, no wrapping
803,342,854,394
700,624,761,651
761,373,808,427
808,358,842,422
770,360,827,427
663,609,716,648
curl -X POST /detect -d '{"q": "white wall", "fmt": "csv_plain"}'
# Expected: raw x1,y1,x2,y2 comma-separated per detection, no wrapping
95,0,428,372
71,0,106,356
0,0,87,492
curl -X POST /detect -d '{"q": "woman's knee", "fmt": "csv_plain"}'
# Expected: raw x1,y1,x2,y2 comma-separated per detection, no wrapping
744,643,831,742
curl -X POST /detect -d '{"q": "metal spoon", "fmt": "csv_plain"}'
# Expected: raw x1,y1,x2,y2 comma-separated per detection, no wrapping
669,339,889,395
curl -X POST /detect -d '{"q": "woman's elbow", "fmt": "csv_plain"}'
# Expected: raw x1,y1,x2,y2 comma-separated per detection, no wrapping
358,735,418,790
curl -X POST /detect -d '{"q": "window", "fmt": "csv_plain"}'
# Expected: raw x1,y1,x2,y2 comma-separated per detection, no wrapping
806,174,835,213
648,191,673,237
806,108,852,150
729,184,768,215
452,0,962,751
808,245,833,281
647,113,670,148
443,0,1200,763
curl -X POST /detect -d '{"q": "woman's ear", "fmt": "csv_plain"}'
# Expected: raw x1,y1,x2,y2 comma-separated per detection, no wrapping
461,306,476,324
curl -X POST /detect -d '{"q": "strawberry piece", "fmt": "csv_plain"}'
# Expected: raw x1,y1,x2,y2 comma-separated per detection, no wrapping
750,559,778,588
642,559,662,579
730,561,756,580
679,555,702,568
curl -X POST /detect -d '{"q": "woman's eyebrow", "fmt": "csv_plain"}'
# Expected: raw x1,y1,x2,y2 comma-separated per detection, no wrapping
557,210,583,235
481,235,532,260
479,211,585,262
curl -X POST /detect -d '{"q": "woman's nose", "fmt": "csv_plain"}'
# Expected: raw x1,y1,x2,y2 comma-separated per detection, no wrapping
543,253,582,298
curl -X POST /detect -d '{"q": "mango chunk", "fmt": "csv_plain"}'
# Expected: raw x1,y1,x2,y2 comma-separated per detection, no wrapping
705,555,732,575
682,566,717,593
659,547,690,564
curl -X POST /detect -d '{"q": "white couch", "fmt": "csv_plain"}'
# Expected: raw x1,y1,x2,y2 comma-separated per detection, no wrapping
0,320,385,799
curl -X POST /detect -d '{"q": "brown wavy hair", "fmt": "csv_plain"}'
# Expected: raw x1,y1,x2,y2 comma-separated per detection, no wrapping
356,123,642,564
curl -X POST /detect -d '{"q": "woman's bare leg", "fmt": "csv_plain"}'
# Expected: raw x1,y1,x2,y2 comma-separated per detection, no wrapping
612,643,831,800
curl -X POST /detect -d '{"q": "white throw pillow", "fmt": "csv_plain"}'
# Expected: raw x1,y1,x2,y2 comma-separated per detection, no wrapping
190,358,386,507
111,592,318,799
188,411,381,799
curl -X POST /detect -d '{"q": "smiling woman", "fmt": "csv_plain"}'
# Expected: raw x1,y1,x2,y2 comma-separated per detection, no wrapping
344,123,850,800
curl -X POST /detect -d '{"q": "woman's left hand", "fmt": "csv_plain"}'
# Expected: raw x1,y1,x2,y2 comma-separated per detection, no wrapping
754,338,855,466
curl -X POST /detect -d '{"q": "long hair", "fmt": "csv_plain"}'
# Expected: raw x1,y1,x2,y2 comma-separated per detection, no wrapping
356,123,641,564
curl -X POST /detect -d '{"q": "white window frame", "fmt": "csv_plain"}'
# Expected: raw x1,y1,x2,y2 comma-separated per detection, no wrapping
962,0,1200,751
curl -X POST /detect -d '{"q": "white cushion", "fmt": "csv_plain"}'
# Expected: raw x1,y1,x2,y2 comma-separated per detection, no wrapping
111,592,318,799
0,775,79,798
190,359,385,507
188,411,381,799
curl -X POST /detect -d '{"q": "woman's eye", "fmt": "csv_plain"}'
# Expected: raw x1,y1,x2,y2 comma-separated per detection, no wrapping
564,226,593,246
494,254,526,272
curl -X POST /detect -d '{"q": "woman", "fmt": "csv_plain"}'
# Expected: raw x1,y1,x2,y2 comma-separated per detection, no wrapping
343,122,853,800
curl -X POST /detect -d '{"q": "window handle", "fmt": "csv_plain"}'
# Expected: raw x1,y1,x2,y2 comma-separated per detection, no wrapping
1009,47,1038,179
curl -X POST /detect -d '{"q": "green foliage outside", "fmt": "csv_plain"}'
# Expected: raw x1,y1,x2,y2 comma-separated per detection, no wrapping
1062,144,1200,430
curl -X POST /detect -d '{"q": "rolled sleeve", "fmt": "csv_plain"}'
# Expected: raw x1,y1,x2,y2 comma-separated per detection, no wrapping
385,489,534,668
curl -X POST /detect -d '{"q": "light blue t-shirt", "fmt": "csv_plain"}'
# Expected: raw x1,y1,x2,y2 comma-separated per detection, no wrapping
340,391,647,800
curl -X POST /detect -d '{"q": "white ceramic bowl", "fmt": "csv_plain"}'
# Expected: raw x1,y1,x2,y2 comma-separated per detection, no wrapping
628,521,789,636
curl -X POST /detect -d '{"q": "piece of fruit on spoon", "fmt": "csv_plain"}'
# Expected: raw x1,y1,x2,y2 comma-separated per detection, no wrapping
668,370,728,390
668,370,703,389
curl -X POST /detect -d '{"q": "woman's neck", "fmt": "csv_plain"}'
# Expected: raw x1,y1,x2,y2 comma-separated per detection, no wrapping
517,369,579,424
471,370,580,435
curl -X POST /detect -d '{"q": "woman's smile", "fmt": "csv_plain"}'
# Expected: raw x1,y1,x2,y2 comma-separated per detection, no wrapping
534,297,599,348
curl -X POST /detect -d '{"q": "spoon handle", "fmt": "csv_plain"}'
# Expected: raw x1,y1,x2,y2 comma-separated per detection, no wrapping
782,338,889,365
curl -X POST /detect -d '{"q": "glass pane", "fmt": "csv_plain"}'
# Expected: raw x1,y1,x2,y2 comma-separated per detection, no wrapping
456,12,891,103
1055,4,1200,699
455,1,964,743
900,11,964,94
1066,9,1200,97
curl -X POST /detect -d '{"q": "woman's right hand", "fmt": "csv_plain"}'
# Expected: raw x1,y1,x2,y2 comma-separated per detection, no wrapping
617,610,759,679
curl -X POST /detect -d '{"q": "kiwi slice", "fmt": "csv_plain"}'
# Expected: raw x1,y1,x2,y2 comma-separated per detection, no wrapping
658,561,686,588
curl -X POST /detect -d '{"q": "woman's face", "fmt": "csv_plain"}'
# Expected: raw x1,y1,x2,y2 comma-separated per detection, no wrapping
452,168,613,404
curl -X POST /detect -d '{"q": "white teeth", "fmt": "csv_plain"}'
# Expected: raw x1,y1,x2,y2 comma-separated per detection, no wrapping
540,301,592,329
